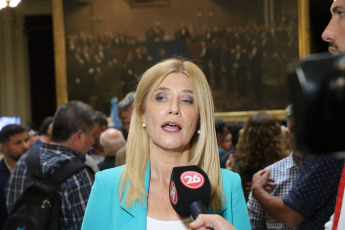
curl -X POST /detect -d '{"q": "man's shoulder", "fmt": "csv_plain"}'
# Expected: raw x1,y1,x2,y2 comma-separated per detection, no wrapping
115,146,126,167
300,154,345,172
266,155,293,170
0,158,7,171
117,145,126,155
0,159,10,187
24,145,88,177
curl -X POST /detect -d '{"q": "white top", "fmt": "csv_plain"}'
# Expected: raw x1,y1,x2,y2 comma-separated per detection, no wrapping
146,216,192,230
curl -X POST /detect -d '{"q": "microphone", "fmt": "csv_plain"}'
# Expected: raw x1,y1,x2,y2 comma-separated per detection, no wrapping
169,165,212,223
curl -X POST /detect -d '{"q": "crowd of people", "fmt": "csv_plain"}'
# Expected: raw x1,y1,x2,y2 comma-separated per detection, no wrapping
0,0,345,229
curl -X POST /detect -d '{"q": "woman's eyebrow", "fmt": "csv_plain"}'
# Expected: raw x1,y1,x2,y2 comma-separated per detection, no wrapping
156,87,193,94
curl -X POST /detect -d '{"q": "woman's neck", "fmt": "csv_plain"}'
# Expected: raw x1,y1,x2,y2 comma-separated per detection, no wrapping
149,148,189,182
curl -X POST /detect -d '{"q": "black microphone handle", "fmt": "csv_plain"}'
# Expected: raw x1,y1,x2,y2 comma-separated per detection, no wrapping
189,201,214,230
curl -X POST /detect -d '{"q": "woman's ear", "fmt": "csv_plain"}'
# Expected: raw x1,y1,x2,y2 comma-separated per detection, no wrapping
141,114,146,124
197,117,201,130
137,103,146,123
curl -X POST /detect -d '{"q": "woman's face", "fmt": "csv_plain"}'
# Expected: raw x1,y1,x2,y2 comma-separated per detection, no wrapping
221,136,232,151
142,72,199,153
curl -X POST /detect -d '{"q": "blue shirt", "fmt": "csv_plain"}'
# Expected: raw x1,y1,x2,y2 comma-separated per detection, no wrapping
247,153,299,229
82,163,251,230
30,139,43,150
283,155,345,229
6,142,95,230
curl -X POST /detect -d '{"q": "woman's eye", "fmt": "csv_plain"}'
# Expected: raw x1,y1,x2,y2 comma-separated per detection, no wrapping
155,93,167,102
183,100,193,104
336,10,345,16
181,96,194,104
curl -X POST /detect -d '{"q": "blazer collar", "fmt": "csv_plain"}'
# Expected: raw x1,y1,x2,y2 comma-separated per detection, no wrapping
120,160,151,228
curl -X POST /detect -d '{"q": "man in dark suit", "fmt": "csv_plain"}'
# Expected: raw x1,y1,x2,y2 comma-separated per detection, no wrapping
97,128,125,171
0,125,29,230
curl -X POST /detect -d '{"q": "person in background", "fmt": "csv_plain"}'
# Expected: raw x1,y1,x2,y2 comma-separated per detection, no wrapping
115,91,136,167
219,132,235,166
251,1,345,229
6,101,96,230
215,119,229,168
252,123,345,229
118,91,136,139
280,125,291,157
97,128,125,171
247,104,302,229
30,116,53,150
322,0,345,228
220,133,233,154
231,112,284,201
0,124,29,230
90,110,108,158
25,127,39,149
85,110,108,173
82,58,250,230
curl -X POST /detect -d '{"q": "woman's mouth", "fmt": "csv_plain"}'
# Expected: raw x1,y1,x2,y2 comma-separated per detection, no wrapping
162,122,182,132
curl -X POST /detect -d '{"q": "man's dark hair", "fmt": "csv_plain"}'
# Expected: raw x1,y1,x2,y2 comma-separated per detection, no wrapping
38,116,53,135
0,124,26,144
51,101,95,142
215,119,227,135
93,111,108,128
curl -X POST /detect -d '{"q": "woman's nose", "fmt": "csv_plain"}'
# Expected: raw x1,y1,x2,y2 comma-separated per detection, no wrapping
168,101,180,115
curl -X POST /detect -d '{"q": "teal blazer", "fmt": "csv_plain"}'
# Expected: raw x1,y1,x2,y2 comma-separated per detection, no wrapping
81,163,250,230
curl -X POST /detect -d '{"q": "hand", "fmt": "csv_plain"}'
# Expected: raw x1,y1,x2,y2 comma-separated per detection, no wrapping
189,214,237,230
251,169,276,193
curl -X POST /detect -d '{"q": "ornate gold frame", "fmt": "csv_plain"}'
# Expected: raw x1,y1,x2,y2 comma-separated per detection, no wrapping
52,0,310,122
129,0,170,8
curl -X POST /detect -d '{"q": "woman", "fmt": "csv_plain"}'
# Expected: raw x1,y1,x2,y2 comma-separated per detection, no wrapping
231,112,284,201
81,58,250,230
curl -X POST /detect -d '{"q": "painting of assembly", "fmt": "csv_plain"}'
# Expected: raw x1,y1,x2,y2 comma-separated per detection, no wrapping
64,0,299,114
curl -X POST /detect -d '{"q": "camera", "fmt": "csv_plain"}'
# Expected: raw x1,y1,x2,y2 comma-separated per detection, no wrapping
287,53,345,155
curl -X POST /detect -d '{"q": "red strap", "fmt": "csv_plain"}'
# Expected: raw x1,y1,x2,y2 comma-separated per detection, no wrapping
332,163,345,230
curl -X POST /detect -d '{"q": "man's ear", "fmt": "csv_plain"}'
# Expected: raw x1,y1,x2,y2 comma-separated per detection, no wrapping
1,143,8,154
72,129,84,146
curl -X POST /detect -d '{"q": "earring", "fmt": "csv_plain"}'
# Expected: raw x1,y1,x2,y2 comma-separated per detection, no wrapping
142,122,146,128
197,130,201,134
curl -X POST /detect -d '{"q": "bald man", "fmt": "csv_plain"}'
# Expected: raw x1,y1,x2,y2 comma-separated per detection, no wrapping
97,128,125,171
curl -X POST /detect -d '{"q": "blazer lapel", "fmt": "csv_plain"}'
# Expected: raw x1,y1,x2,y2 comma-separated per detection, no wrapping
119,161,151,229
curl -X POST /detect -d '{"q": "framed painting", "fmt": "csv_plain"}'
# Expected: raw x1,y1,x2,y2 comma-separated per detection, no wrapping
52,0,310,122
129,0,170,8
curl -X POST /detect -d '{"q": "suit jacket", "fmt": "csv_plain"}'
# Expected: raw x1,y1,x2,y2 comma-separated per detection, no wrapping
0,159,10,230
98,155,116,171
82,162,250,230
114,145,126,167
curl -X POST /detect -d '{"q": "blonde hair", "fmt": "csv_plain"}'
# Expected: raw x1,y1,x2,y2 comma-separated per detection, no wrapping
119,58,224,211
